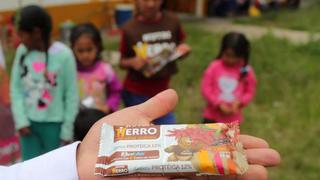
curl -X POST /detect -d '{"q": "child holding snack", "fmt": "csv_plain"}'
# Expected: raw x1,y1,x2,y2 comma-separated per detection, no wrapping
70,23,121,140
10,5,79,160
201,32,257,124
120,0,190,125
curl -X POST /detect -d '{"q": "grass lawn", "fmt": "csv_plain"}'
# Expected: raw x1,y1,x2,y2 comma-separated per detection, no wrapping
233,1,320,32
173,23,320,179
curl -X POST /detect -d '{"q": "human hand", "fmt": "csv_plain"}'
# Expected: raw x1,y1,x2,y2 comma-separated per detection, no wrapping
76,89,281,180
19,127,31,136
219,103,233,115
237,135,281,180
102,105,111,114
76,89,178,180
232,99,241,113
132,56,148,71
97,104,111,114
171,43,192,61
158,135,280,180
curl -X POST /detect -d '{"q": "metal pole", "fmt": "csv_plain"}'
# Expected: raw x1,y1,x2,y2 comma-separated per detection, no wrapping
195,0,205,18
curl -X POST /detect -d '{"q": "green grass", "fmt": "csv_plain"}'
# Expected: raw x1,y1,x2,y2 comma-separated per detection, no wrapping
172,23,320,179
233,2,320,32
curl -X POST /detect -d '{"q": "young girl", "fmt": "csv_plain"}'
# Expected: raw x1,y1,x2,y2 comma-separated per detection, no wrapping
70,23,121,141
10,5,79,160
201,32,257,124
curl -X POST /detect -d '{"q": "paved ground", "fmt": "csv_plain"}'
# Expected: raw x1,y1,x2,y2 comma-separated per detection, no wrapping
202,18,320,44
106,19,320,65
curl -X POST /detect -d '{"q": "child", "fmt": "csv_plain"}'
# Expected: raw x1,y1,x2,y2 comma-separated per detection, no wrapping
0,63,21,165
10,5,79,160
120,0,188,125
70,23,121,140
201,32,257,124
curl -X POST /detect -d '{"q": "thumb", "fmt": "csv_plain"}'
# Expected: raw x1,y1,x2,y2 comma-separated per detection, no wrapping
132,89,178,123
96,89,179,127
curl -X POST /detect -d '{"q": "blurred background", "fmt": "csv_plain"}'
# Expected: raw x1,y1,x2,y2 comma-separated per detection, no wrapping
0,0,319,179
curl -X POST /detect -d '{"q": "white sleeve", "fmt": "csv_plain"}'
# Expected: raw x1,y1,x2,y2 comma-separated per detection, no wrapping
0,142,81,180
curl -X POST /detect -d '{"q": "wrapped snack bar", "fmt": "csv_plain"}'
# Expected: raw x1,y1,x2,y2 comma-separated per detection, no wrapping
95,123,248,177
133,43,191,77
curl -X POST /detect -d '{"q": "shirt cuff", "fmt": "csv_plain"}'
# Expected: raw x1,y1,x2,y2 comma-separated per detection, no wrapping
14,142,81,180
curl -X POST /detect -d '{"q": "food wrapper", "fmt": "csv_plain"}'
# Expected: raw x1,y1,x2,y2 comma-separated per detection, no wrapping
134,44,191,77
95,123,248,177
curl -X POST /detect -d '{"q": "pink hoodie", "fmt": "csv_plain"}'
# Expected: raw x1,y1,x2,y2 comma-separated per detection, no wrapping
77,61,121,112
201,59,257,123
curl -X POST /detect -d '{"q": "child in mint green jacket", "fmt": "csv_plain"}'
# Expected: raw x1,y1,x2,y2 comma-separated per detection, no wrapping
10,5,79,160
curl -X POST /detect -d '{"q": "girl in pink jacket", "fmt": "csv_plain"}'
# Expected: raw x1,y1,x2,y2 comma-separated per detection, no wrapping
70,23,121,140
201,32,257,124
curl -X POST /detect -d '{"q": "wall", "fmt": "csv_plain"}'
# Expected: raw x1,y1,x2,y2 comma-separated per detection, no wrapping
0,0,133,35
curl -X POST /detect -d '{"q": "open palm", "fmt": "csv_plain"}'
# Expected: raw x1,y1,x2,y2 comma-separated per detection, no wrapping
76,89,280,180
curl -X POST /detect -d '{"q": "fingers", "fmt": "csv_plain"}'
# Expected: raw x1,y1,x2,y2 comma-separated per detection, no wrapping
109,175,172,180
240,135,269,149
240,135,281,167
126,165,268,180
133,89,178,123
19,127,31,136
246,148,281,167
138,178,169,180
238,165,268,180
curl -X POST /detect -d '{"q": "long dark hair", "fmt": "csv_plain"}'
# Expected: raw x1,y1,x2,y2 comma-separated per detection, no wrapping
70,23,103,68
17,5,52,79
74,109,106,141
217,32,250,79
